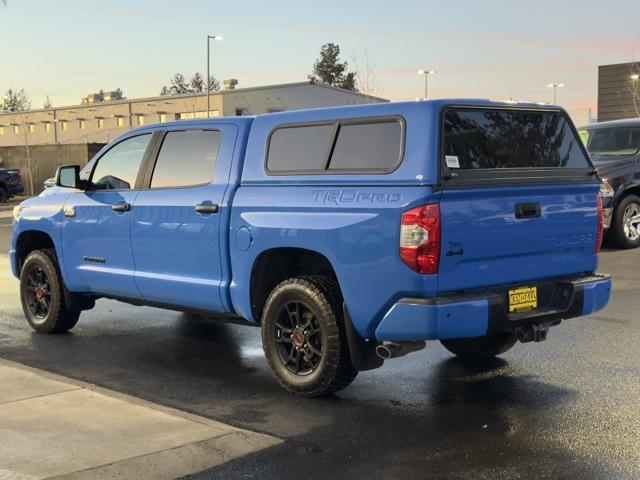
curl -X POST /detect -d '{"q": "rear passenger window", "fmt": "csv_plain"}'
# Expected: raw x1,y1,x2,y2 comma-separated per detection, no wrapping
266,118,404,174
329,121,402,171
266,124,334,172
150,130,221,188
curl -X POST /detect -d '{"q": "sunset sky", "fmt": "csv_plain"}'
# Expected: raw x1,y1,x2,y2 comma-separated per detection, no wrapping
1,0,639,123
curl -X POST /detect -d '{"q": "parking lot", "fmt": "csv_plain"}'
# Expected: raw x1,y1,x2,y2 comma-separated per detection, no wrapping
0,221,639,479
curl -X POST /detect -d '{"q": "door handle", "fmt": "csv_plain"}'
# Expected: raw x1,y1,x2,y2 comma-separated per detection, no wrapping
112,202,131,213
195,203,219,214
515,202,541,219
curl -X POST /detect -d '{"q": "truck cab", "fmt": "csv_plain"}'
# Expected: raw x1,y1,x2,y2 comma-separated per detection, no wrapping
11,100,611,397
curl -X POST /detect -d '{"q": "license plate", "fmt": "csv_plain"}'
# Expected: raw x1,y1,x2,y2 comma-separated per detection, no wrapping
508,286,538,313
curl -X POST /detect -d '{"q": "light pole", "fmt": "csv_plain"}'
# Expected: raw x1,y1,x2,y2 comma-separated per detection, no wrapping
206,35,223,118
417,69,436,100
546,83,564,104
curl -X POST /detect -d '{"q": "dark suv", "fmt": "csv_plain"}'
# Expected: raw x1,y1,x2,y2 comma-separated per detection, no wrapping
579,119,640,249
0,168,24,202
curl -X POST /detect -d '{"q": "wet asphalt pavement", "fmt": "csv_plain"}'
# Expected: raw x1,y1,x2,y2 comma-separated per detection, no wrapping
0,222,639,479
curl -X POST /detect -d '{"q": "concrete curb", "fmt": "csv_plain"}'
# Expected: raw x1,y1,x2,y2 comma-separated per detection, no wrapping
0,358,282,479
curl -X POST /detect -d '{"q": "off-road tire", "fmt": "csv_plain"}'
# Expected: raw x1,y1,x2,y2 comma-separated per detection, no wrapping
0,186,8,203
20,249,80,333
262,276,358,397
608,194,640,249
440,332,517,360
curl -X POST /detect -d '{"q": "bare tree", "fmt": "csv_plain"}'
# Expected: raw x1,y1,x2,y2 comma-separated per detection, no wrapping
626,59,640,118
2,89,36,195
351,50,381,101
17,112,36,196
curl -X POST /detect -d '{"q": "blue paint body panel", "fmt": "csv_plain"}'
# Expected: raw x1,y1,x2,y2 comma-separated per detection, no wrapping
10,99,611,345
375,299,489,341
129,123,240,311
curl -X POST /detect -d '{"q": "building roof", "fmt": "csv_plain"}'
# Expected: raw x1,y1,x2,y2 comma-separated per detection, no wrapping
0,82,387,118
599,61,640,68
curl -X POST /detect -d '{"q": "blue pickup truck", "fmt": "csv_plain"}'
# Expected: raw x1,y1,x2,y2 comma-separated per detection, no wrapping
10,100,611,396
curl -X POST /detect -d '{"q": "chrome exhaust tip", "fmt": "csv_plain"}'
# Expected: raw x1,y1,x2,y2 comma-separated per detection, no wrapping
375,341,426,360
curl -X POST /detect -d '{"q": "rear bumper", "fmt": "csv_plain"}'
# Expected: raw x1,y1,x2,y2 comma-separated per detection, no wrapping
374,274,611,342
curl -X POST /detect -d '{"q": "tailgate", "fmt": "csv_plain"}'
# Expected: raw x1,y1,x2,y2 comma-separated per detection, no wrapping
437,106,599,293
438,184,598,293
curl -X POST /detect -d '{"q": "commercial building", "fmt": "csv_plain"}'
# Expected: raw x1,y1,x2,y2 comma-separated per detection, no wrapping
0,82,385,147
598,62,640,122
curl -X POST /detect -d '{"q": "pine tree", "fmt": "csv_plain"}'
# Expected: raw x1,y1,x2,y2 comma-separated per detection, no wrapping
160,72,219,95
308,43,357,92
2,88,31,112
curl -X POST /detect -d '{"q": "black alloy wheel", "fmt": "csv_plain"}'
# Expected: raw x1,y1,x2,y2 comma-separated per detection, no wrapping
274,300,324,376
24,264,52,321
261,276,358,396
20,249,80,333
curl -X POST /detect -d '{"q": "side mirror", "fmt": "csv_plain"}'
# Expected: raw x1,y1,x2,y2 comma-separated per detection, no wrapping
55,165,83,190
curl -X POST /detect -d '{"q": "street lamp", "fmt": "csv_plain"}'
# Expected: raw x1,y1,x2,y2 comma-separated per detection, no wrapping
546,83,565,104
417,69,436,100
206,35,223,118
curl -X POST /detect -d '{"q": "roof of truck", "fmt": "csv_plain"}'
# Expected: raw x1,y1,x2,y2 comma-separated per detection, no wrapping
127,98,565,132
579,118,640,130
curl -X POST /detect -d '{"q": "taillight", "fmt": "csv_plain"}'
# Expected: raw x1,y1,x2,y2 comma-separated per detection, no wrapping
400,203,441,274
595,195,603,253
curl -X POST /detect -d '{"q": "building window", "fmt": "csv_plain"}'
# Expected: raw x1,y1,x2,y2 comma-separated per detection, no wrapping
177,111,216,120
28,124,35,133
44,122,52,132
61,121,68,131
159,114,167,123
116,117,125,128
13,125,20,134
137,115,145,125
97,118,104,128
79,120,86,130
0,126,4,135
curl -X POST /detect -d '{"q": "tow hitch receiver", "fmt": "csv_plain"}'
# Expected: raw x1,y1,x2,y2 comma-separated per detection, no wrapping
516,322,553,343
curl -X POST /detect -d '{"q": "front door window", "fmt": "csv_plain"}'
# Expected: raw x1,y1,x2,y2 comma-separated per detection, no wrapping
91,134,151,190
